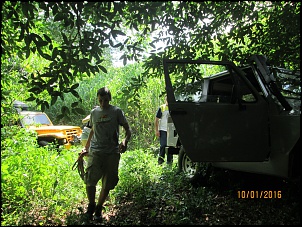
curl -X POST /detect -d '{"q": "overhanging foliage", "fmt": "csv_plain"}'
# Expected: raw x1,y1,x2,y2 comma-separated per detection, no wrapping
1,1,300,118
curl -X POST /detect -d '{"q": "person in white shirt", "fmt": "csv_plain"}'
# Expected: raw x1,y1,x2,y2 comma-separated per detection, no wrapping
154,96,173,165
81,114,92,146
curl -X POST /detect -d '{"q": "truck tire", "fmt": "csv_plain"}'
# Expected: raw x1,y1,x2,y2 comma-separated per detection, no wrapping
178,146,199,178
38,140,49,146
178,146,212,185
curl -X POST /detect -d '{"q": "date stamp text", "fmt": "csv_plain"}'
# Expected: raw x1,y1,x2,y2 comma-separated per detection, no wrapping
237,190,282,199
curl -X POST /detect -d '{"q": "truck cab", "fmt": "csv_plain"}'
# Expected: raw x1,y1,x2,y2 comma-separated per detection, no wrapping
164,55,300,180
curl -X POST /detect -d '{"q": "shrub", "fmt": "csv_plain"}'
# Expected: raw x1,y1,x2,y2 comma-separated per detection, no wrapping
1,126,85,225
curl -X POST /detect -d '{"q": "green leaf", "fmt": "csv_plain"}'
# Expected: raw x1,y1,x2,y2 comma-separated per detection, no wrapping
74,107,86,115
42,53,52,60
61,106,70,115
123,57,127,66
99,65,107,73
70,90,80,98
41,101,49,111
51,96,58,106
113,43,122,48
26,48,30,59
111,30,126,39
52,47,59,59
70,83,79,90
71,101,79,108
25,96,35,101
28,86,41,93
61,32,68,43
64,115,72,123
54,13,64,22
56,114,64,121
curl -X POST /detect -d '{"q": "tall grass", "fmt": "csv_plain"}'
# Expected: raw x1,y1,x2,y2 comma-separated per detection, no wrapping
1,126,85,225
0,124,188,225
45,62,166,151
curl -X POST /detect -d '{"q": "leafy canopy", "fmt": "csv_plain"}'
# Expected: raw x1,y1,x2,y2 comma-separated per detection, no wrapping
1,1,300,118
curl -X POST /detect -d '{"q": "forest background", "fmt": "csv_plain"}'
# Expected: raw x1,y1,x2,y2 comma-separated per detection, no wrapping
1,1,300,225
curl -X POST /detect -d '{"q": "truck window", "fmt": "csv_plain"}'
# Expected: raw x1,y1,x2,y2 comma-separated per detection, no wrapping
237,76,257,103
208,70,257,103
169,63,257,104
208,76,234,103
174,80,204,102
172,64,226,103
21,114,52,126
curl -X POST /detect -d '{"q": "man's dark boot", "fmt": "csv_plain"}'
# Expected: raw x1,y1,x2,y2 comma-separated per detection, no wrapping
158,156,164,165
94,204,103,223
83,202,96,223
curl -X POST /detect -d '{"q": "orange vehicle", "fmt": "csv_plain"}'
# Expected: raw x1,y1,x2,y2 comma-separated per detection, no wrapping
14,101,82,150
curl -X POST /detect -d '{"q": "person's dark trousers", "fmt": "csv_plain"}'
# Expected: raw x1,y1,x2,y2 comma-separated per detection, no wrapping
159,130,173,164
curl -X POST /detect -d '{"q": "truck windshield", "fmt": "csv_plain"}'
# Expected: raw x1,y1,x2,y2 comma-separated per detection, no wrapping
21,114,52,126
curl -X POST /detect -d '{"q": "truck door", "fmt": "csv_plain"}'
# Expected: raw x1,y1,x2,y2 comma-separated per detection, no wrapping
163,59,270,162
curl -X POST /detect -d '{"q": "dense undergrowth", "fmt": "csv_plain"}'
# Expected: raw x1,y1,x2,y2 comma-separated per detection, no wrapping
1,125,300,225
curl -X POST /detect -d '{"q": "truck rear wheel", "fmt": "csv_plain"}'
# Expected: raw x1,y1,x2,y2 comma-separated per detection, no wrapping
178,146,199,178
178,146,212,184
